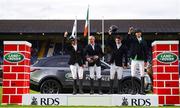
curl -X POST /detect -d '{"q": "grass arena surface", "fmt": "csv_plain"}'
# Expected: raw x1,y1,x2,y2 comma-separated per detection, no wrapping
0,86,178,107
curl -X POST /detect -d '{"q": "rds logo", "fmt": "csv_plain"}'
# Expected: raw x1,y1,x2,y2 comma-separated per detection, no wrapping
40,98,60,105
131,98,151,106
121,97,151,106
31,97,60,105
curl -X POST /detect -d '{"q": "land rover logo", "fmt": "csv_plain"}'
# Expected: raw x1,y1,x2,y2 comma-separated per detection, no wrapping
65,73,73,79
157,52,178,64
4,52,25,63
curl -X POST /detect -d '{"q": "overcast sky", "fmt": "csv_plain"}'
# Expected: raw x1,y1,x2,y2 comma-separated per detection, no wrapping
0,0,179,19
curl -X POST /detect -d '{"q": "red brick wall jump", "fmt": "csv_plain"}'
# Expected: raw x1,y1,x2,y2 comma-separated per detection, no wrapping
152,41,180,105
2,41,31,105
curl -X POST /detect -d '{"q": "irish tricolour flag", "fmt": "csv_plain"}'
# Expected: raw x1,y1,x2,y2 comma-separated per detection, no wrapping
83,7,89,37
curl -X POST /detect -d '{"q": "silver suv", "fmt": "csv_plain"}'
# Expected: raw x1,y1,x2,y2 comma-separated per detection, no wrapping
30,55,152,94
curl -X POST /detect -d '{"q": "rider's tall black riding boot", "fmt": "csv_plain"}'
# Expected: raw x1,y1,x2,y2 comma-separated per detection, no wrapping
73,79,77,95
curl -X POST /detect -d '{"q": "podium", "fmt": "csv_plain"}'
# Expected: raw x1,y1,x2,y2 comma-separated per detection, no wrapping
1,41,180,106
22,94,158,106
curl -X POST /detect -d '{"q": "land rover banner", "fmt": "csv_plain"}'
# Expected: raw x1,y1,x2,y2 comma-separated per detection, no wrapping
22,94,158,106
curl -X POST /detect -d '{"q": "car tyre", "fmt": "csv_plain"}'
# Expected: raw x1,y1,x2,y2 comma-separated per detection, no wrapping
40,79,62,94
120,77,141,94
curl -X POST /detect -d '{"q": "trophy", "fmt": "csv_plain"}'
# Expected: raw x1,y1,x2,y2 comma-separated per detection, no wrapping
86,55,99,63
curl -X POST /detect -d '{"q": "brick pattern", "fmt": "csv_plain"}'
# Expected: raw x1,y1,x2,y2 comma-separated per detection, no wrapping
2,42,31,105
152,43,180,105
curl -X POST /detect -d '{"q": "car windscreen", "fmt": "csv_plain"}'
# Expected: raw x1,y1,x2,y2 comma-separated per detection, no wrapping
33,55,69,67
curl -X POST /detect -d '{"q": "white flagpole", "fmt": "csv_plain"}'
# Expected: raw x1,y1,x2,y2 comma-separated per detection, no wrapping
75,16,77,38
88,20,90,44
102,16,104,53
88,5,90,44
102,16,105,61
71,17,77,39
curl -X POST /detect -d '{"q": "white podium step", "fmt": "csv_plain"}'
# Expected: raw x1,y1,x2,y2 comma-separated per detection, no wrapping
22,94,158,106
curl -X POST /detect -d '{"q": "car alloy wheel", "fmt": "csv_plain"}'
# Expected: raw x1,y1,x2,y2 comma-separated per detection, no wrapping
121,78,140,94
40,79,62,94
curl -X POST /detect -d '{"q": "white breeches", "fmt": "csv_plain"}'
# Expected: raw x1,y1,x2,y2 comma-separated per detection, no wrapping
110,63,123,80
131,60,145,77
70,63,84,79
89,65,101,79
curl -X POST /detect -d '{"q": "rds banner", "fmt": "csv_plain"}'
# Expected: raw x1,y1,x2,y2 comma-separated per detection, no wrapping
22,94,158,106
22,94,67,106
112,94,158,106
